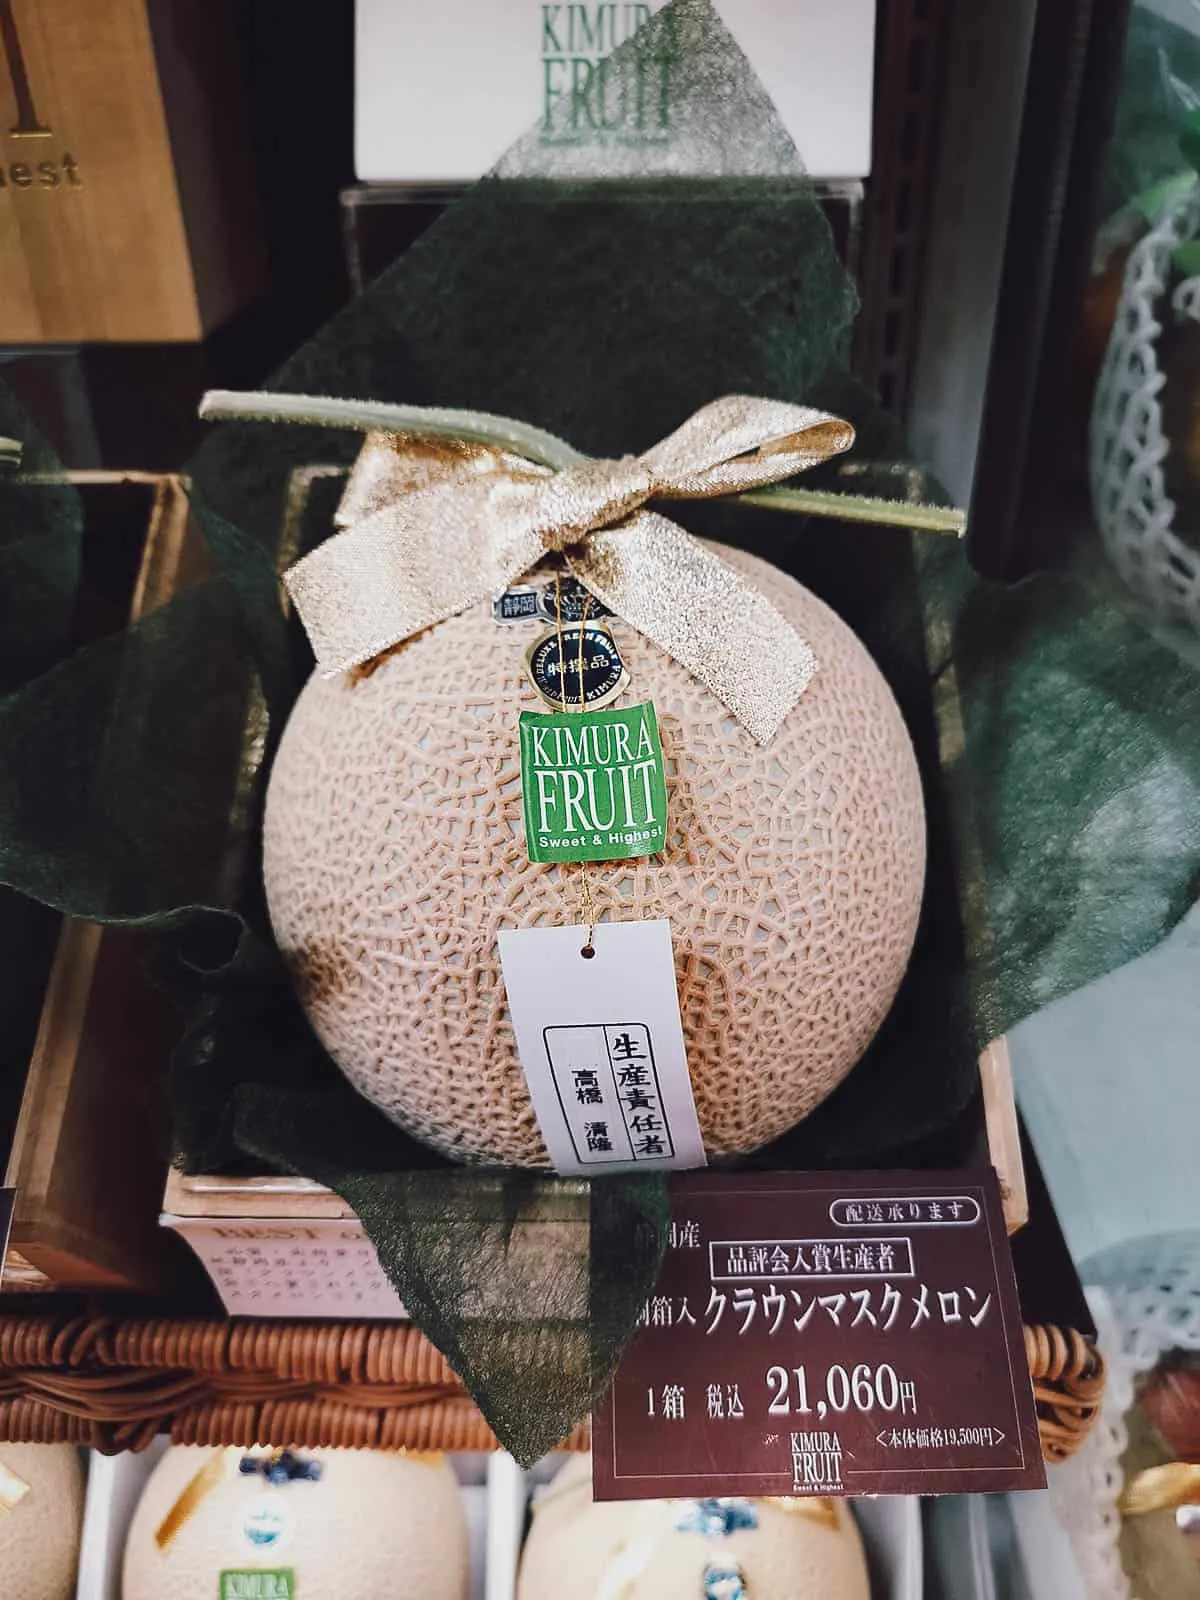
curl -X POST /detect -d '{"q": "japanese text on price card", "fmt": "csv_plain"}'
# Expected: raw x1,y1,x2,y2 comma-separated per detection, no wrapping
593,1170,1044,1498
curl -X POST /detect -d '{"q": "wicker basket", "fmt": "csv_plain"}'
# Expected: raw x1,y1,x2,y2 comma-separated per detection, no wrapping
0,1310,1101,1463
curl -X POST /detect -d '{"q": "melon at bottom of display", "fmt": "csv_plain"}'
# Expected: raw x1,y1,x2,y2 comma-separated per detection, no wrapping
122,1446,469,1600
517,1454,871,1599
0,1443,85,1600
264,545,926,1167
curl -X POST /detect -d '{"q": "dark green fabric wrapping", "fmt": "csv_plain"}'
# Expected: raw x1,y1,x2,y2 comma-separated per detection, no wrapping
1,0,1198,1458
919,539,1200,1046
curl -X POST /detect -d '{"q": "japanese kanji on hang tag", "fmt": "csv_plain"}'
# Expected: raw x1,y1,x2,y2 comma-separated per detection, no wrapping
592,1169,1046,1500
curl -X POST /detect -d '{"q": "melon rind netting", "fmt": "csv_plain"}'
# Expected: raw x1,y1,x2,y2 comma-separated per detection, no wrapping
1091,181,1200,662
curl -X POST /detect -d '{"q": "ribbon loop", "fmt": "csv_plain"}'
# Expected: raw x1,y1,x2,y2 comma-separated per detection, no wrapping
640,395,855,495
285,396,854,743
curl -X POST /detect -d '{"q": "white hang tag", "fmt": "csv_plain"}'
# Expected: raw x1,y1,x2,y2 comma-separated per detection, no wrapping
497,919,707,1175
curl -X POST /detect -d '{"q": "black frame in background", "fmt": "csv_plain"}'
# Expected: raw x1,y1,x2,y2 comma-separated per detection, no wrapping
967,0,1132,580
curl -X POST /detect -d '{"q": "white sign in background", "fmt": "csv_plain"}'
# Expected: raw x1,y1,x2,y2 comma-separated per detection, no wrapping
356,0,875,183
498,919,707,1175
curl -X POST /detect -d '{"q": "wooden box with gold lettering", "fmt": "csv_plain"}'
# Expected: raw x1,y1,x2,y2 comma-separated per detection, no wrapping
0,0,263,343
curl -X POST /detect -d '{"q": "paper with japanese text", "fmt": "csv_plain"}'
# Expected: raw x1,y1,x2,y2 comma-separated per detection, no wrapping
497,920,707,1174
593,1168,1045,1498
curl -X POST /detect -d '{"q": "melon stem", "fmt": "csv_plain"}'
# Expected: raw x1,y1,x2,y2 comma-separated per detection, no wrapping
198,391,965,537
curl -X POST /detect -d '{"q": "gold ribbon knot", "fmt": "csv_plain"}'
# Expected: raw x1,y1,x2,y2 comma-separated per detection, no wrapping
284,395,853,744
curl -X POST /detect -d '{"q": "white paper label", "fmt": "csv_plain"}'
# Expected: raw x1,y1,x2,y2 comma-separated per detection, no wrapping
498,919,707,1174
161,1217,407,1319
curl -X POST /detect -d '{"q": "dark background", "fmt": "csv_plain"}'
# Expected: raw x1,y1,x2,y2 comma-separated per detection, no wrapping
0,1,1137,570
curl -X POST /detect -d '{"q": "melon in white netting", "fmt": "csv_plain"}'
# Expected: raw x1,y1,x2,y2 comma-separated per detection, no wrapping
0,1443,84,1600
1091,183,1200,654
122,1446,468,1600
517,1453,870,1599
264,546,925,1166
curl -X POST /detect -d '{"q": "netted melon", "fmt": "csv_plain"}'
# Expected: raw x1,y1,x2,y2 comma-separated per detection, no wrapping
517,1453,870,1599
0,1443,84,1600
122,1446,468,1600
264,546,925,1165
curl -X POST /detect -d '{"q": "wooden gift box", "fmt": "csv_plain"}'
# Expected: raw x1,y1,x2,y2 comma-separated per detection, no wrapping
5,460,309,1293
148,463,1028,1289
142,461,1024,1313
0,0,263,342
145,467,1094,1331
160,1042,1029,1320
1,473,200,1293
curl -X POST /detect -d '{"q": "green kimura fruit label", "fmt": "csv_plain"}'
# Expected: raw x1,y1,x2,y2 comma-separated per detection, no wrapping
220,1572,294,1600
519,700,668,864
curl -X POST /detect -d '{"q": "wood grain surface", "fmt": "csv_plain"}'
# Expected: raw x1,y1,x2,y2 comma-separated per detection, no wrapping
0,0,261,342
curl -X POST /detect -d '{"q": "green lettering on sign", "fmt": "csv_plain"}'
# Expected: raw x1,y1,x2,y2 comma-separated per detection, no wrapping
219,1571,295,1600
520,701,667,864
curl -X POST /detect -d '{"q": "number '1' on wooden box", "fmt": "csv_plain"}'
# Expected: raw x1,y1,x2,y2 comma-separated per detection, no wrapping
0,0,264,342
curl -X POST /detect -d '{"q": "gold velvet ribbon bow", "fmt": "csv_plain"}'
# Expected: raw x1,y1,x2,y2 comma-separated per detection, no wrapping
283,396,854,744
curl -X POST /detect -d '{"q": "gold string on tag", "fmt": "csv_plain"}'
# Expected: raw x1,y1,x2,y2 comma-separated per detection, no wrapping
554,571,598,955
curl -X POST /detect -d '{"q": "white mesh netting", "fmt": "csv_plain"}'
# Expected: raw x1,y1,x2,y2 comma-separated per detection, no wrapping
1049,1236,1200,1600
1091,182,1200,657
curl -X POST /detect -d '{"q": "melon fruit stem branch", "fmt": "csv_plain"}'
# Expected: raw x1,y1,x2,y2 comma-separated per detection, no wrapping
198,391,965,539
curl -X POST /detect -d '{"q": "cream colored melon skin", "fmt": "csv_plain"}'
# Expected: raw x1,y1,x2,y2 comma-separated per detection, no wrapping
122,1446,469,1600
0,1443,84,1600
517,1453,870,1599
264,544,926,1167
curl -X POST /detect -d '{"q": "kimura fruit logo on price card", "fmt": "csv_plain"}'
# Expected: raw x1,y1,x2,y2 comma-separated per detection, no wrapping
519,700,668,864
592,1171,1046,1501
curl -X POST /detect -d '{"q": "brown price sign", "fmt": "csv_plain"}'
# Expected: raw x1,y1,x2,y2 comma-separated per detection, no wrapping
593,1169,1045,1499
